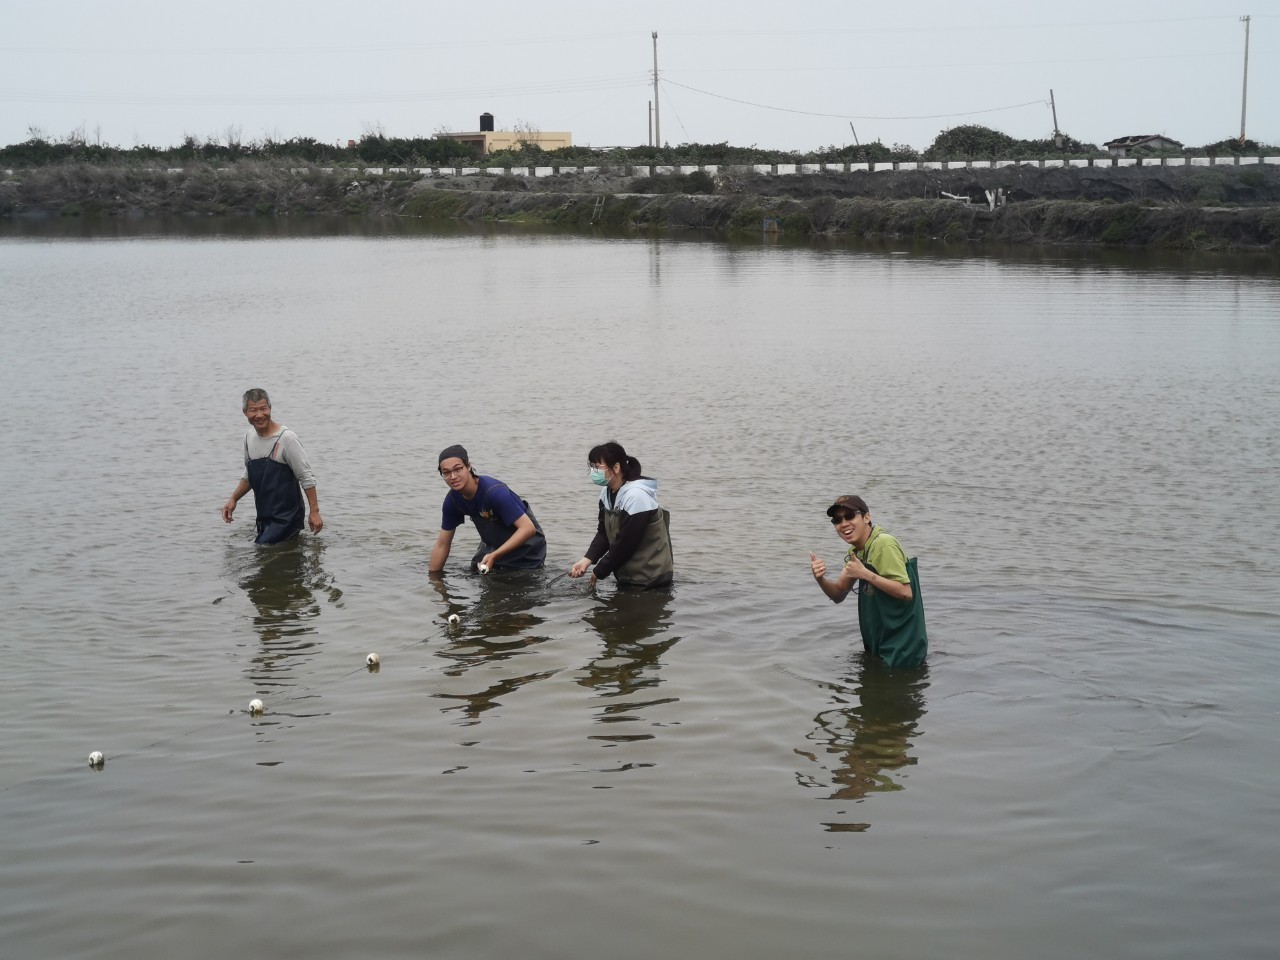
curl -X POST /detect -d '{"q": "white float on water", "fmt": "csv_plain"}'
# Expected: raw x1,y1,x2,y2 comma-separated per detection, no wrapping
88,751,104,767
366,652,380,666
448,613,461,626
249,698,264,715
477,563,490,575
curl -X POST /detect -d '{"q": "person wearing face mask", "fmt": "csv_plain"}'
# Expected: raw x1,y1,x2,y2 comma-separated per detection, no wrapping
809,495,927,668
568,441,673,588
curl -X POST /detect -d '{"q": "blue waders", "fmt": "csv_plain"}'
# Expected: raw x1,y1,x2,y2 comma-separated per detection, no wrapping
245,435,304,545
468,501,546,570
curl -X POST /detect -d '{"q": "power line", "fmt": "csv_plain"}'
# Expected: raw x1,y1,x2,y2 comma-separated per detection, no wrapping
666,47,1265,74
661,79,1046,122
657,81,690,144
666,14,1253,37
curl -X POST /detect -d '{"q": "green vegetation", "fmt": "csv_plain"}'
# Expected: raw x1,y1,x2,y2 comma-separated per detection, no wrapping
0,128,482,168
408,191,1277,251
1186,169,1228,205
1262,210,1280,245
1199,137,1273,157
0,161,405,218
922,124,1095,160
402,191,472,220
4,124,1279,173
630,170,716,195
1098,203,1146,243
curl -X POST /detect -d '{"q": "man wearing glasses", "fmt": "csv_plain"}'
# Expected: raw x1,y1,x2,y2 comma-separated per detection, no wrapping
809,495,927,668
429,444,546,575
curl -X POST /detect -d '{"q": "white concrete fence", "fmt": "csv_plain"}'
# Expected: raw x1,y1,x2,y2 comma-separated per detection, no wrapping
7,156,1278,179
303,155,1280,177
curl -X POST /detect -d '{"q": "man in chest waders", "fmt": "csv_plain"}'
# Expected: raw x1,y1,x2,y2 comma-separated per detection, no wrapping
429,445,546,575
809,495,927,669
221,388,323,545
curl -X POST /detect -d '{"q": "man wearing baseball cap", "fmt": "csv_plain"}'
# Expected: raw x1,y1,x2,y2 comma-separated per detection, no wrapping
429,444,546,575
809,495,927,668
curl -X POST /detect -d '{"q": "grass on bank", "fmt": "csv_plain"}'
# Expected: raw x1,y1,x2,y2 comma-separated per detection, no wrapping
0,162,418,217
5,160,1277,251
409,189,1280,251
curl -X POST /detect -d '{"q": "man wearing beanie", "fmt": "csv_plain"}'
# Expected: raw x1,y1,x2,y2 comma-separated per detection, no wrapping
429,445,546,575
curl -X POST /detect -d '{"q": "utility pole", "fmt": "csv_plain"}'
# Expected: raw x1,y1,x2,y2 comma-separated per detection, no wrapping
652,31,661,148
1239,15,1251,143
848,122,859,147
648,100,653,147
1050,89,1062,147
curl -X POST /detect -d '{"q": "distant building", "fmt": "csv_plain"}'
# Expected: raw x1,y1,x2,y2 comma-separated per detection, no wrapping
436,113,572,154
1103,135,1184,157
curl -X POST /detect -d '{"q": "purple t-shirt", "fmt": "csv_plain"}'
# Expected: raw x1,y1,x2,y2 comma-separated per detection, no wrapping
441,475,528,532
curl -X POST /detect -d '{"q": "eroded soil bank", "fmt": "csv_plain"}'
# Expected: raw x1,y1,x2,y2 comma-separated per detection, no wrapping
3,161,1278,250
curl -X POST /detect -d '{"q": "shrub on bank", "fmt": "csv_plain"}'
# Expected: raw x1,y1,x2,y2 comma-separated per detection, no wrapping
1198,137,1280,157
5,126,1280,173
0,132,482,170
0,161,422,217
923,124,1099,160
630,171,716,195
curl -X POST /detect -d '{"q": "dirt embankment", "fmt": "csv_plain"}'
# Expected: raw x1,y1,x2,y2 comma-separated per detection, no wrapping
410,163,1280,250
408,189,1279,251
434,162,1280,206
3,161,1279,250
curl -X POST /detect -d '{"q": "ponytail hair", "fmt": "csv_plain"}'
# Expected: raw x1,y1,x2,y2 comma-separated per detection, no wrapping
588,440,642,481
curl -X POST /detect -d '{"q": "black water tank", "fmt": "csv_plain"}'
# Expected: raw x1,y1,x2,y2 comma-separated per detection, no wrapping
480,113,494,132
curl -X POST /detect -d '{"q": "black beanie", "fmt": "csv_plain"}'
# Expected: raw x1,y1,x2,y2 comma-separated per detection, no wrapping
438,444,469,466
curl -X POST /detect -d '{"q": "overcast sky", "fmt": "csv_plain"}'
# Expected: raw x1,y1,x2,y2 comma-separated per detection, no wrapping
1,0,1275,153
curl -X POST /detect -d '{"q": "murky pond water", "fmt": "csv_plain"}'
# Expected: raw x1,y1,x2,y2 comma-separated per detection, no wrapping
2,219,1278,959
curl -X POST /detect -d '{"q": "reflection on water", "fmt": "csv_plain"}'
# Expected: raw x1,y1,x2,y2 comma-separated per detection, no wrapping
433,657,557,723
0,213,499,243
796,658,929,832
7,215,1277,277
578,589,680,749
431,570,551,647
430,571,557,723
231,538,341,694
